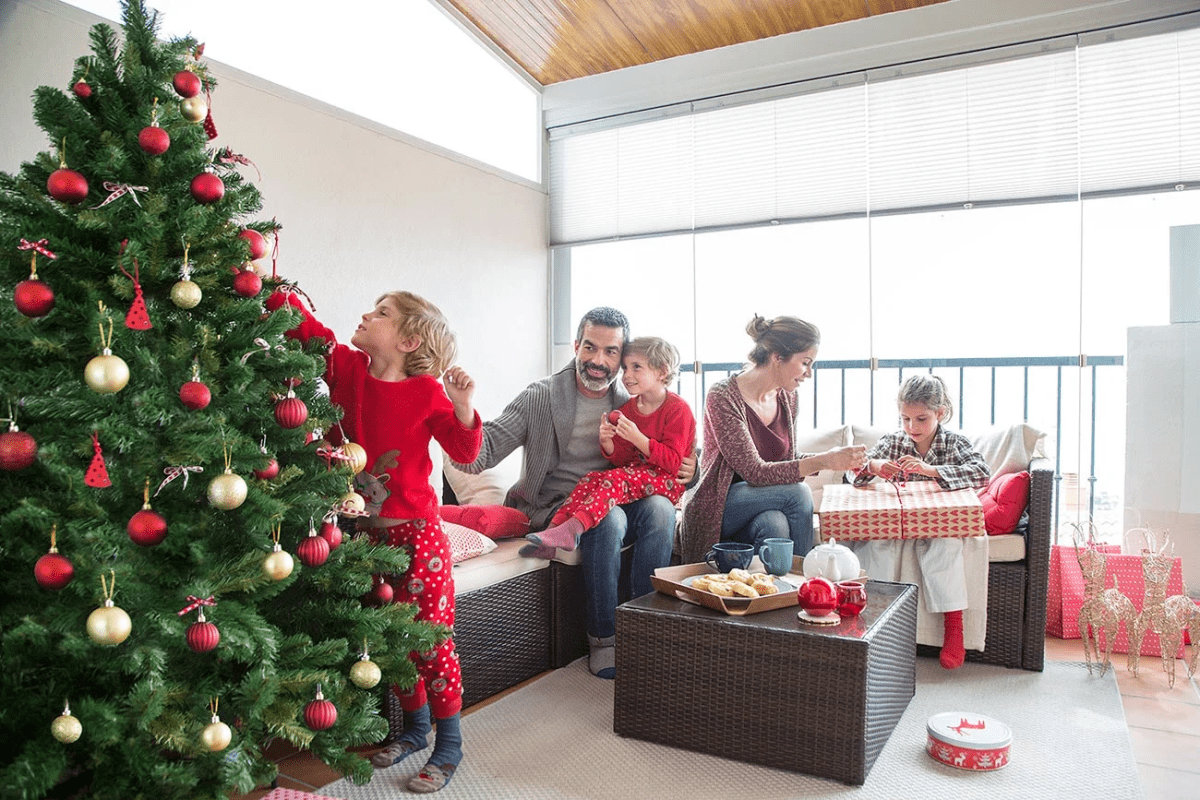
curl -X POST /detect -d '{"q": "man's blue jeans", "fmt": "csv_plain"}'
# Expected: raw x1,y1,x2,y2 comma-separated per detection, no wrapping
576,495,675,639
720,480,815,555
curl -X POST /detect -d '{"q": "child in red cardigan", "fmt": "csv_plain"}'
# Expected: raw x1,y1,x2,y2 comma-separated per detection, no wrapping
524,336,696,555
267,287,480,794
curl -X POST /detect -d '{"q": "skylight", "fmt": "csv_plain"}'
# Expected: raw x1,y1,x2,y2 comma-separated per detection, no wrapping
62,0,541,182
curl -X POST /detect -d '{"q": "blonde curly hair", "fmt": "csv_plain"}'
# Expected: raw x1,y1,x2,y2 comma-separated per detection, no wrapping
375,290,457,377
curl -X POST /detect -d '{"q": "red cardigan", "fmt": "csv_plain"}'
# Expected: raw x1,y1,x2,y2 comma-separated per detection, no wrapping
607,391,696,476
268,291,481,520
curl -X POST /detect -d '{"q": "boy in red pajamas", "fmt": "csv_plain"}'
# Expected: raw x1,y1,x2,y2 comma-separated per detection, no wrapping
267,288,481,794
524,337,696,555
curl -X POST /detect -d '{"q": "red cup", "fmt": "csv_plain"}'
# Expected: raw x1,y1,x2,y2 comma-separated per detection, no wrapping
836,580,868,616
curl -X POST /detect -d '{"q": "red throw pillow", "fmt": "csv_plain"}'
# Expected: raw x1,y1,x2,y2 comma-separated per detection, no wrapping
976,471,1030,535
439,504,530,539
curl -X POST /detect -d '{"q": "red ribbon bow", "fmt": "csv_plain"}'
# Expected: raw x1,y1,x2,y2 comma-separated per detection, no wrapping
18,238,57,259
91,181,148,209
155,465,204,496
216,147,261,180
177,595,216,616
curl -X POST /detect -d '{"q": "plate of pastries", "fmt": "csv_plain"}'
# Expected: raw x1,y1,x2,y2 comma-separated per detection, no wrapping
684,569,790,601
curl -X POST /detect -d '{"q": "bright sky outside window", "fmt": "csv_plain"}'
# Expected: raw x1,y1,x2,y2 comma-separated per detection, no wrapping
62,0,541,181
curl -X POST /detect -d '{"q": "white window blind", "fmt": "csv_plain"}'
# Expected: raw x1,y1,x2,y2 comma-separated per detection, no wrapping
549,20,1200,246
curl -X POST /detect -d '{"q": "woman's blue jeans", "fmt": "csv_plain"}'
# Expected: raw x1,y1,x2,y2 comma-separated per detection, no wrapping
576,495,675,639
720,480,815,555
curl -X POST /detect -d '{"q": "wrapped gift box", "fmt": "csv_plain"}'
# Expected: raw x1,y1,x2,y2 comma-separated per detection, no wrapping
819,482,986,541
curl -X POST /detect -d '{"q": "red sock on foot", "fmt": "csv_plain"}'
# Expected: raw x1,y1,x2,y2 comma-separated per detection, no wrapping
940,610,965,669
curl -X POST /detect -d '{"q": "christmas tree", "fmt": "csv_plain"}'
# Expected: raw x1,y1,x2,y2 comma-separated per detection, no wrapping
0,2,441,797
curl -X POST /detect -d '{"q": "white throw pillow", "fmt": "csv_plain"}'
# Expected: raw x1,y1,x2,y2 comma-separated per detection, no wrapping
441,449,523,506
967,423,1046,477
444,521,498,563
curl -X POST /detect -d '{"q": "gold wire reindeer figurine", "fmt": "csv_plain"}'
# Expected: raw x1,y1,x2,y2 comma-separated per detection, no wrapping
1125,527,1199,688
1073,522,1137,676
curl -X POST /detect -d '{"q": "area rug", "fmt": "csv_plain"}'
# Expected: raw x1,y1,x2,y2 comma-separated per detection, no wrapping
319,657,1142,800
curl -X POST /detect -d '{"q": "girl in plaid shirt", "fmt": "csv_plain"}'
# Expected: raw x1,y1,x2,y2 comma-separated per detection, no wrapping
849,374,990,669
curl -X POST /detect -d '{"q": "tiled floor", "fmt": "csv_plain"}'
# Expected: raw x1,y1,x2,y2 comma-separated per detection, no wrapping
232,637,1199,800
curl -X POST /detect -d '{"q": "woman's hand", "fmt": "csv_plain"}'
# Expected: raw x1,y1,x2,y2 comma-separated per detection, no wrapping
824,445,867,472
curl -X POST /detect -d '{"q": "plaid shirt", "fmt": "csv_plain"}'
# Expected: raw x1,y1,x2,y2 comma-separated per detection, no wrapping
853,426,990,491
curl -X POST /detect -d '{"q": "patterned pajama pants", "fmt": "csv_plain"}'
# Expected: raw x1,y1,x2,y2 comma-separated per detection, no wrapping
550,464,685,530
374,518,463,718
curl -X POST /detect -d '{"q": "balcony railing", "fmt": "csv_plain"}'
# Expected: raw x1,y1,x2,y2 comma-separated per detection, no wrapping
679,355,1125,531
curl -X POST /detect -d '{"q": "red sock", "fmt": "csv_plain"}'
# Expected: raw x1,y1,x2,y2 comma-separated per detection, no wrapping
940,610,965,670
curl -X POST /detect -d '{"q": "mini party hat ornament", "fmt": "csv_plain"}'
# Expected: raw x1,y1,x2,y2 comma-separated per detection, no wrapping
86,570,131,646
14,238,57,317
84,307,130,394
127,478,168,546
51,700,82,744
34,524,74,590
179,595,219,653
201,698,232,752
263,523,294,580
84,429,111,487
170,243,202,309
349,639,382,689
119,258,152,330
207,443,247,511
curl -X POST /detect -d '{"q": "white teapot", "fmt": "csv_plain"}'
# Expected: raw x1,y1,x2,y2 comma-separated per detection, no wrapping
803,538,861,583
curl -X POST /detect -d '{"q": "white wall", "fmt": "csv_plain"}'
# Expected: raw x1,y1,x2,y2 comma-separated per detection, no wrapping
0,0,549,418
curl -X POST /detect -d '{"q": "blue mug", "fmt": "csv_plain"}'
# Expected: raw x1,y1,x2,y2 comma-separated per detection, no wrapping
705,542,754,573
759,537,794,577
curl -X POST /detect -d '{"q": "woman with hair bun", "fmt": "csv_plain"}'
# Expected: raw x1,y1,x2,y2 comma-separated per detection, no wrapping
678,315,866,565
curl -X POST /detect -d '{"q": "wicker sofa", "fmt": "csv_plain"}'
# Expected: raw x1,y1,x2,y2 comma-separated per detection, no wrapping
438,422,1054,717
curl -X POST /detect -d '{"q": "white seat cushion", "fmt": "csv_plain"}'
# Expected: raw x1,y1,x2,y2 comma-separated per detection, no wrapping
987,533,1026,562
452,539,549,595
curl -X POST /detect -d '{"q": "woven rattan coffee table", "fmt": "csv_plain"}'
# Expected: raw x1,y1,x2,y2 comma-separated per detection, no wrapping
613,579,917,785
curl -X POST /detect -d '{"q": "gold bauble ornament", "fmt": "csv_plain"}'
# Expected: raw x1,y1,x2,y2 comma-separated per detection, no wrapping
86,599,131,645
170,279,202,309
201,715,232,752
339,491,366,514
349,656,382,689
51,703,82,744
340,442,367,475
179,96,208,123
84,350,130,394
208,469,248,510
263,544,294,580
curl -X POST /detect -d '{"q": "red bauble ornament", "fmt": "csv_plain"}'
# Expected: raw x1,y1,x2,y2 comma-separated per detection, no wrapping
296,531,330,567
253,457,280,480
304,687,337,731
138,126,170,155
35,552,74,590
179,380,211,410
608,411,621,425
47,169,89,204
238,229,268,260
319,520,343,551
15,278,56,317
0,428,37,471
127,508,168,547
274,396,308,429
190,172,224,204
72,81,92,98
365,576,393,607
172,69,201,98
186,614,220,653
232,268,262,298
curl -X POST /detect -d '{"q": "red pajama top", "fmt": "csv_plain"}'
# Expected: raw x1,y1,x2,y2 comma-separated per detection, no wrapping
268,291,482,521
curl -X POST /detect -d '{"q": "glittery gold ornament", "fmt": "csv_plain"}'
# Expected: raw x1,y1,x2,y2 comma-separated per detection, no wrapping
201,716,232,751
51,702,82,743
263,543,294,580
179,95,207,122
84,350,130,393
350,653,381,689
170,279,202,309
340,442,367,475
207,469,247,510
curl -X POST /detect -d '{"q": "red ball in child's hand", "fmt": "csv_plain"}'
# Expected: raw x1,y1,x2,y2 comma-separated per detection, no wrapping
608,411,621,425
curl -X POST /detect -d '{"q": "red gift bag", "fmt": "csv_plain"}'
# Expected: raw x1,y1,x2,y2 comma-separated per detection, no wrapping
1045,542,1120,639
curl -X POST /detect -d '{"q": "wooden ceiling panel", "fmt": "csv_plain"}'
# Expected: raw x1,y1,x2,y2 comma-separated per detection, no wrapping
440,0,952,85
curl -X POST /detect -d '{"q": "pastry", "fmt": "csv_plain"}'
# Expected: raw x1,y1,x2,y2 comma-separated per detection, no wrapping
728,580,760,598
707,580,735,597
728,568,753,585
